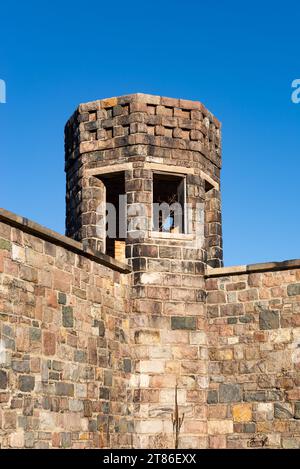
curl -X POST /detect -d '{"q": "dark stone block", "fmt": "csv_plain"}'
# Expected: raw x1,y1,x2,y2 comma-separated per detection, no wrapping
74,350,86,363
19,375,35,392
0,370,8,389
295,402,300,419
244,391,266,402
287,283,300,296
62,306,73,328
104,370,113,387
88,419,97,432
244,423,256,433
274,403,293,419
58,292,67,305
171,316,197,330
12,360,30,373
219,384,242,403
30,327,41,341
227,317,237,324
55,382,74,397
99,387,110,400
259,309,279,330
239,314,254,324
123,358,132,373
94,319,105,337
61,432,72,448
207,390,218,404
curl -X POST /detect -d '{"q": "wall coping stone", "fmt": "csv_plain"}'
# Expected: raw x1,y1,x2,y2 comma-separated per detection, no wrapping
0,208,131,274
206,259,300,278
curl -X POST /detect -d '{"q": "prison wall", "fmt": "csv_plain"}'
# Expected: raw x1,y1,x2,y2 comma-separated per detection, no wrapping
0,209,132,449
205,261,300,449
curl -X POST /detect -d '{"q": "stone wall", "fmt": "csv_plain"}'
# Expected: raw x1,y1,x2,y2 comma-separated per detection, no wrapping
206,262,300,449
0,210,132,449
64,93,224,448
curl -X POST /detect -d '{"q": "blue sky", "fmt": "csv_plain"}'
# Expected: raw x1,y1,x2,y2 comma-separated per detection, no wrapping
0,0,299,266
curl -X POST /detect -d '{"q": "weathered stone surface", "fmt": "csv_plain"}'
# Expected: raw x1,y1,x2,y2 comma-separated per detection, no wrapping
207,390,218,404
208,420,233,435
295,402,300,419
274,403,293,419
287,283,300,296
171,317,197,330
0,370,8,389
62,306,74,328
55,382,74,397
18,375,35,392
232,404,252,422
259,309,280,330
219,384,242,403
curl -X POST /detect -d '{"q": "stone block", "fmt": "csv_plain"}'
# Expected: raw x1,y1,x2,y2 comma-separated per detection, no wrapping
18,375,35,392
207,390,218,404
43,331,56,356
208,420,233,435
219,384,242,403
294,402,300,419
232,404,252,422
55,382,74,397
0,370,8,389
62,306,74,328
190,331,207,345
287,283,300,296
139,360,165,374
207,291,226,304
274,403,293,419
123,358,132,373
259,309,280,330
58,292,67,305
0,238,11,251
134,330,160,344
171,316,197,330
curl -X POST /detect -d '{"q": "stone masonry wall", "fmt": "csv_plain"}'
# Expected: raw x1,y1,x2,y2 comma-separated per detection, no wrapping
0,211,132,449
64,93,224,449
206,265,300,449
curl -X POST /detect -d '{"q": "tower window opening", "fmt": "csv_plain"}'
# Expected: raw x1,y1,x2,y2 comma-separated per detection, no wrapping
152,173,186,234
99,172,126,261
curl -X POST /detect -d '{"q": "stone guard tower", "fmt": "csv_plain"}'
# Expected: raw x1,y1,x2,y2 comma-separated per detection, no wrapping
65,93,222,448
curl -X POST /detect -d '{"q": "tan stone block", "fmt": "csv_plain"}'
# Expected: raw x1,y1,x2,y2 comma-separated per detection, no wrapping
161,330,189,344
10,430,24,448
160,388,186,405
217,349,233,360
134,330,160,345
232,403,252,422
165,361,181,374
53,270,72,292
209,435,226,449
43,331,56,356
208,419,233,435
16,326,30,352
269,329,291,343
136,419,163,434
178,436,207,449
150,375,177,388
101,97,117,108
207,291,226,304
47,290,58,308
190,331,207,345
207,404,227,420
172,345,198,360
11,244,25,263
138,360,165,373
184,420,207,434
